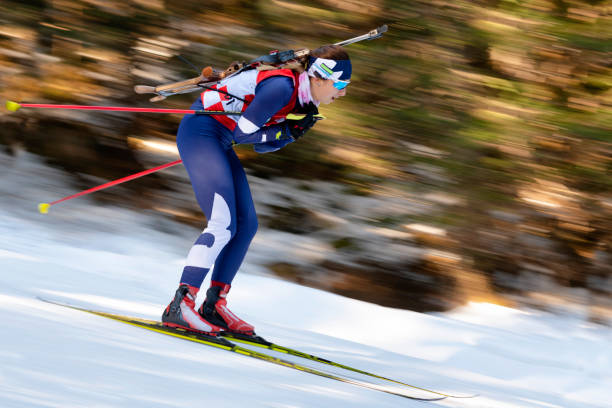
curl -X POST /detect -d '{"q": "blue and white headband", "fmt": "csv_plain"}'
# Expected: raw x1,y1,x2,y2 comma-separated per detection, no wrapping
307,56,352,82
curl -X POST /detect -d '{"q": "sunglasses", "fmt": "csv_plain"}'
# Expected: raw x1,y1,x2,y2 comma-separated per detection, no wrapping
333,79,350,90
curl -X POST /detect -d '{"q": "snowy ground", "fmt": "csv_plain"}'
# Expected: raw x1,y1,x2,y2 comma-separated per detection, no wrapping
1,151,610,408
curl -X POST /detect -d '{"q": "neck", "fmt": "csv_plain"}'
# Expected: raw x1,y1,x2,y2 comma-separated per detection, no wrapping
298,72,318,106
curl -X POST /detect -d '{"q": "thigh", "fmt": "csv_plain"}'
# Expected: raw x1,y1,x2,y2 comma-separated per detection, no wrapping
226,149,256,226
177,120,236,223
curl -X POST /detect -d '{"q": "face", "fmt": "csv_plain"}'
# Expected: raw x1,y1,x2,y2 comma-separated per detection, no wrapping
310,77,347,105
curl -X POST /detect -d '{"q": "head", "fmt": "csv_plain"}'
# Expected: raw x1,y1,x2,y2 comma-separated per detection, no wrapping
308,45,351,105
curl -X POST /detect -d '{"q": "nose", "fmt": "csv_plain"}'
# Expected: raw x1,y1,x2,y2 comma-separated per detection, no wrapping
338,88,347,97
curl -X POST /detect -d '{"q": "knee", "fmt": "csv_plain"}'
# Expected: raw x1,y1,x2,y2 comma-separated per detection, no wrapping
205,219,235,247
204,193,235,245
237,211,258,240
228,222,239,240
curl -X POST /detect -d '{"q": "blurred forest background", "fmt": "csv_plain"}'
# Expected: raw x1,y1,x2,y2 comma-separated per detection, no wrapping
0,0,610,322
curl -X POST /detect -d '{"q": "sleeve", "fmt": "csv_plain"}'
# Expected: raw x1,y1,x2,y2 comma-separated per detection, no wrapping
232,76,295,146
253,138,294,154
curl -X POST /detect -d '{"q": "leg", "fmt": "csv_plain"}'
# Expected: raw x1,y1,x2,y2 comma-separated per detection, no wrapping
199,149,258,335
177,117,237,288
162,116,237,334
211,148,258,285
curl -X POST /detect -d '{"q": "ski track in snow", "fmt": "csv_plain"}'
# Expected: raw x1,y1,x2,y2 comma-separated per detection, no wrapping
1,151,611,407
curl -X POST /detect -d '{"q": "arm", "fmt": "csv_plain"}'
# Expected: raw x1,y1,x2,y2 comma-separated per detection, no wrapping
232,76,295,146
253,138,293,153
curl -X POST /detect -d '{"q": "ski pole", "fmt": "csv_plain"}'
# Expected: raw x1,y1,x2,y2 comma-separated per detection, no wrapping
38,159,183,214
8,99,324,213
5,101,241,115
5,101,323,120
33,112,320,213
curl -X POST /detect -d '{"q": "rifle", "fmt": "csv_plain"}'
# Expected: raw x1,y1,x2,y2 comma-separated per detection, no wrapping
134,25,387,102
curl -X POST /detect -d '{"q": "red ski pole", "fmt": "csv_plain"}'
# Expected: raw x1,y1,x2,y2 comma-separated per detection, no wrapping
5,101,318,120
6,101,241,115
38,159,183,214
6,100,322,213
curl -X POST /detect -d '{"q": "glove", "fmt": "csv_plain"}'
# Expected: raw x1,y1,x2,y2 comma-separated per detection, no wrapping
286,102,319,140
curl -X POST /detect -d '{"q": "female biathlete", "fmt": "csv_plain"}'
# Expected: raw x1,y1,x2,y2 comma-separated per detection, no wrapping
162,45,352,336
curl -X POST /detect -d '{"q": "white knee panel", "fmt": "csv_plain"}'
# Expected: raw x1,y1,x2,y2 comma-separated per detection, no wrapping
185,193,233,269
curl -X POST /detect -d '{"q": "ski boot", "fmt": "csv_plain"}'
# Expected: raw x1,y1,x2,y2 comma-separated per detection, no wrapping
162,284,222,336
198,282,255,336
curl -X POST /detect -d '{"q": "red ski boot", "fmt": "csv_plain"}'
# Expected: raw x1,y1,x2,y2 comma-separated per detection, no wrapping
198,282,255,336
162,284,222,336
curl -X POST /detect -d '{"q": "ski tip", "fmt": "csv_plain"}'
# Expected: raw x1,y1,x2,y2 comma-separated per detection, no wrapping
38,203,50,214
6,100,21,112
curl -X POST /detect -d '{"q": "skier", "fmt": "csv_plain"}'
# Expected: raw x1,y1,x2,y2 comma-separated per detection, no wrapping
162,45,352,336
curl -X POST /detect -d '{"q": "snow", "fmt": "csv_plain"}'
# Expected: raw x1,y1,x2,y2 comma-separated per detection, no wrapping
1,151,610,407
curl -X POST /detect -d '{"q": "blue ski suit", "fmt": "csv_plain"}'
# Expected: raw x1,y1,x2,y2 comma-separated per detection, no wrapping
177,70,298,288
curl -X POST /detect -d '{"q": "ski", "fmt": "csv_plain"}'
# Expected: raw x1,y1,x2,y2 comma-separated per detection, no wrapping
39,297,448,402
221,332,476,399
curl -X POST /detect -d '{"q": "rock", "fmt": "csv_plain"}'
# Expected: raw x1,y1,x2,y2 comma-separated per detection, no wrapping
423,192,465,206
401,142,448,159
404,223,454,246
489,209,524,223
248,230,335,267
402,163,451,185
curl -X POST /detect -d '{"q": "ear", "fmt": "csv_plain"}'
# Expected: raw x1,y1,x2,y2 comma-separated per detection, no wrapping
310,76,323,87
